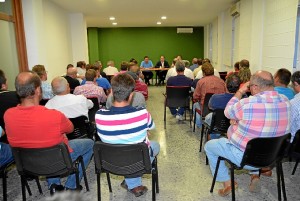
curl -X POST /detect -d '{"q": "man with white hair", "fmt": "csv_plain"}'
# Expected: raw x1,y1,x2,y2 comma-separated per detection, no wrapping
45,77,93,119
103,60,119,76
63,65,80,93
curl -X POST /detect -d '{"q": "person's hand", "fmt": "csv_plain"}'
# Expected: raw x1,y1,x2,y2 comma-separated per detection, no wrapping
230,119,238,125
147,131,151,136
239,81,250,94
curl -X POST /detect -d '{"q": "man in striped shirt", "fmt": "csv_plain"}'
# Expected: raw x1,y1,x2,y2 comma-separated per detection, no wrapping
95,73,160,197
205,71,290,197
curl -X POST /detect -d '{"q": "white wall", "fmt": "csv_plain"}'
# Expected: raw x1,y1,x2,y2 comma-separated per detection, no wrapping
205,0,299,75
22,0,89,82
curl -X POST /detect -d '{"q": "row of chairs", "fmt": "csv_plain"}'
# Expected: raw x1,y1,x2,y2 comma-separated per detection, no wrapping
1,141,159,201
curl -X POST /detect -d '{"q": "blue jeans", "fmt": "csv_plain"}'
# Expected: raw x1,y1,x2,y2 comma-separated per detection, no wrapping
47,139,94,189
0,142,14,167
205,113,220,139
169,107,185,116
193,102,202,127
125,141,160,189
204,138,258,182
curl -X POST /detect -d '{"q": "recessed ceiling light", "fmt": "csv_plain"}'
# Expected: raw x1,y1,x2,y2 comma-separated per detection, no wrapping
157,22,161,25
109,17,115,20
112,22,117,25
161,16,167,20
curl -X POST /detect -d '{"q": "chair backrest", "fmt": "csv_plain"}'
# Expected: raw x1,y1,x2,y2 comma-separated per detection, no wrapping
87,97,100,122
12,143,73,177
218,71,227,81
240,134,291,168
93,141,152,178
39,99,49,106
209,109,230,134
68,116,89,140
290,130,300,155
165,86,191,108
201,93,214,117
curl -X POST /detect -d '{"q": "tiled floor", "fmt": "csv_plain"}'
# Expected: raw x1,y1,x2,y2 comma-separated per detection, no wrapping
1,86,300,201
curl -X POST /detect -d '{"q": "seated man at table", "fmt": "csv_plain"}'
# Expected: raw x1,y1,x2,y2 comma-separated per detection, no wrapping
95,73,160,197
167,61,193,120
4,72,94,193
204,71,290,196
140,56,154,85
155,55,170,85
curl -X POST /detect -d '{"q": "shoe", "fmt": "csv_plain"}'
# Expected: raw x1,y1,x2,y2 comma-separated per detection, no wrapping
261,168,272,177
129,185,148,197
176,115,183,121
49,184,65,195
218,182,238,197
249,175,260,192
65,185,83,192
120,180,128,190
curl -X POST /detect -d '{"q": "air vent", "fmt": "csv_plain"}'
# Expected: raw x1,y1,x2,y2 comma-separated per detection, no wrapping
177,28,193,33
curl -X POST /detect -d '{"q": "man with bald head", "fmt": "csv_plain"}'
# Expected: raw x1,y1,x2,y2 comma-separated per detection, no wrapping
4,72,93,193
46,76,93,119
63,65,80,93
204,70,290,197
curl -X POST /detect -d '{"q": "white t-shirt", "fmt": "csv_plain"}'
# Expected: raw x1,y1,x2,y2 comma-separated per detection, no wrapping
166,67,194,81
103,66,119,75
196,69,220,79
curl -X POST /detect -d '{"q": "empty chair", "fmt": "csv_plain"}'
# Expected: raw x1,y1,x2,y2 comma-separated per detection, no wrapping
12,143,89,201
164,86,191,129
93,141,159,201
210,134,291,201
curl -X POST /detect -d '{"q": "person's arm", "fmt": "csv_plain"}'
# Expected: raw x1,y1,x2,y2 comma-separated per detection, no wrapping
60,113,74,134
149,61,154,67
147,111,155,130
155,61,160,68
165,61,170,68
0,126,4,137
99,88,107,103
193,80,202,101
86,98,94,109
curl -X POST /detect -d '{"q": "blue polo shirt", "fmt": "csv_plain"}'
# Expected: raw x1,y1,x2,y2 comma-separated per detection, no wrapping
274,86,295,100
81,78,111,90
140,60,153,68
167,75,192,87
208,93,234,109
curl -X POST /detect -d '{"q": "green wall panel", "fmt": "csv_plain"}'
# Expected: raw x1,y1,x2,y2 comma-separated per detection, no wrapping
88,27,204,69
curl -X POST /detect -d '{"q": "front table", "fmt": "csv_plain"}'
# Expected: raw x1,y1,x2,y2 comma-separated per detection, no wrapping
140,67,170,85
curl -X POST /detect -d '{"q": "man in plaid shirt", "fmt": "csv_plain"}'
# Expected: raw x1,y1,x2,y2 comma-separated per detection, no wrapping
205,70,290,197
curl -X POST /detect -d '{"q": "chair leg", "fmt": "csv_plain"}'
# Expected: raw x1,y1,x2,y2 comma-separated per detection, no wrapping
3,170,7,201
164,104,166,129
97,173,101,201
106,173,112,192
35,177,43,194
210,157,221,192
193,110,196,132
230,164,235,201
292,160,299,175
79,157,90,191
276,163,282,201
155,158,159,193
199,126,205,152
24,180,32,196
152,172,155,201
21,176,27,201
279,162,287,201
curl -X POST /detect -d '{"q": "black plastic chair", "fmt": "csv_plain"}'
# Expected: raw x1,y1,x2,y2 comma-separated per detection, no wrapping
93,141,159,201
290,130,300,175
39,99,49,106
219,71,227,81
164,86,191,129
201,109,230,152
1,160,41,201
210,134,291,201
12,143,89,201
193,93,214,133
68,116,93,140
87,97,100,123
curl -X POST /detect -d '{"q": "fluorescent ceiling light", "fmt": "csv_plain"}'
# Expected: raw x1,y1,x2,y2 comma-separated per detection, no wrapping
161,16,167,20
109,17,115,20
157,22,161,25
112,22,117,25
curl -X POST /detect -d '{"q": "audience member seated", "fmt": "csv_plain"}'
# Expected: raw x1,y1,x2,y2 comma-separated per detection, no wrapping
195,58,219,79
167,61,193,121
166,59,195,81
94,61,107,79
193,62,226,128
81,65,111,95
95,73,159,197
204,71,290,197
4,72,94,192
103,60,119,76
237,59,251,88
0,126,13,167
140,56,154,85
190,58,199,72
193,58,203,78
290,71,300,142
114,61,128,76
76,61,86,83
32,64,54,99
106,92,146,109
129,61,144,82
46,77,93,119
204,74,241,139
183,60,194,80
225,61,239,79
0,70,20,130
274,68,294,100
63,65,80,93
127,71,148,100
155,55,170,85
74,69,107,104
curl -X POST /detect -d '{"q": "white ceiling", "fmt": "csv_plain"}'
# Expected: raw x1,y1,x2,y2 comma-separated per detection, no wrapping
49,0,236,27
